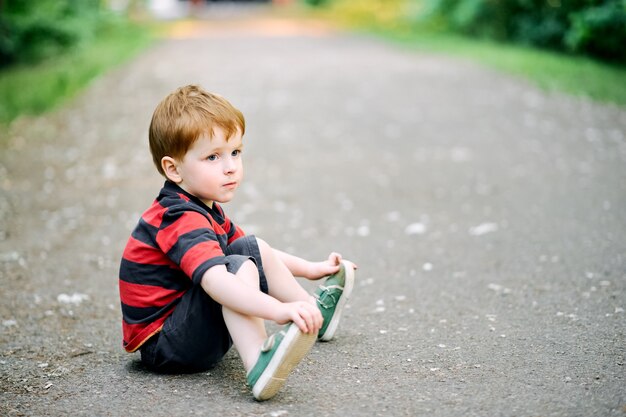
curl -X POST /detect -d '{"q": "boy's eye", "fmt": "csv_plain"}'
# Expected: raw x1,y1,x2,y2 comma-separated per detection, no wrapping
232,149,241,157
207,154,217,161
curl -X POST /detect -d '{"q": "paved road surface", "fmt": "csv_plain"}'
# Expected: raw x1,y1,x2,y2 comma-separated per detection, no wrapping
1,5,625,416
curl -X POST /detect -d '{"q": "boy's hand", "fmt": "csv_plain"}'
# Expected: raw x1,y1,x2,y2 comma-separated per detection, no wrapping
273,297,322,334
306,252,357,280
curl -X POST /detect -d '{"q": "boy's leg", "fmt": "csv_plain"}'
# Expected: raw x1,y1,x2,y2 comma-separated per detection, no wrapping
221,259,268,371
220,246,316,372
254,237,356,341
254,237,311,303
139,253,266,373
226,235,310,303
228,236,355,342
223,237,317,400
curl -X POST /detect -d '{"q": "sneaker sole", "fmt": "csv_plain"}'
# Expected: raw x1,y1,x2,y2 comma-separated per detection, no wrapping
252,324,317,401
319,260,356,342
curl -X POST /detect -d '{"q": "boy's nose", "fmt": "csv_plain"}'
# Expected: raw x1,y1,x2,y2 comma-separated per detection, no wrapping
224,158,236,174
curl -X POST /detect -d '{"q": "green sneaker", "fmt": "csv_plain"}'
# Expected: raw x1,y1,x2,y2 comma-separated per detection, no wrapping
315,260,356,342
246,323,317,401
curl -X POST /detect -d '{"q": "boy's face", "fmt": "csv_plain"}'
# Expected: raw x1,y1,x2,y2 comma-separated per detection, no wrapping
167,126,243,207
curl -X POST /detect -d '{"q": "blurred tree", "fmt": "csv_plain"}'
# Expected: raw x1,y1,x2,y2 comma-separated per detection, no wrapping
419,0,626,63
566,2,626,61
0,0,110,68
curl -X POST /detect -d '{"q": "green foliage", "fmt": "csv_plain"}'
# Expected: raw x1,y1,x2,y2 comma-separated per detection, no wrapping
566,2,626,61
390,30,626,106
311,0,626,106
0,0,114,68
0,18,154,126
419,0,626,63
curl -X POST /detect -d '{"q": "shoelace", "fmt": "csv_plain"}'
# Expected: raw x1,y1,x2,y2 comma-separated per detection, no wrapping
314,284,344,309
261,330,286,352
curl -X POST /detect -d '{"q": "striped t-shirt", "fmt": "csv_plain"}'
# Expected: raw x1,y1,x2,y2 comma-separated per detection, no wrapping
118,181,244,352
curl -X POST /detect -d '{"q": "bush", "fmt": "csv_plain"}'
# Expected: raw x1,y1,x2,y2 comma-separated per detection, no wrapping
566,2,626,62
0,0,110,68
0,17,152,125
418,0,626,63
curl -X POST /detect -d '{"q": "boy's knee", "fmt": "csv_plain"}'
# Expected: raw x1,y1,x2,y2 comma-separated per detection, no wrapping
255,237,271,255
236,259,260,285
239,258,258,274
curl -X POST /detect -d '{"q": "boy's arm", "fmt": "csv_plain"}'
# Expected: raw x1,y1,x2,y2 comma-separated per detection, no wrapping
200,264,320,333
274,249,342,280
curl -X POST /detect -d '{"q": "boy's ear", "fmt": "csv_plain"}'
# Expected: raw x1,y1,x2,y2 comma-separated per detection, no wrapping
161,156,182,183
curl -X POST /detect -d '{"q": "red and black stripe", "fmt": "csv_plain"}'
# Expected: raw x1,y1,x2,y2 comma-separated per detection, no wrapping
118,181,245,352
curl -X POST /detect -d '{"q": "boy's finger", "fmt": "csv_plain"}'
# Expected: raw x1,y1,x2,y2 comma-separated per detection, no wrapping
300,306,315,333
301,303,322,331
328,252,341,265
295,316,308,333
314,313,322,331
309,312,321,333
293,307,309,332
308,307,321,330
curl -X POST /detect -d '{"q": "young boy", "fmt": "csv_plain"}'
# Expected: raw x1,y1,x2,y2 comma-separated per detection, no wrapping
118,85,356,401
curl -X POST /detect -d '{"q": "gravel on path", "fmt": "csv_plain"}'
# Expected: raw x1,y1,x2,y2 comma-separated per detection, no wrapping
1,7,625,417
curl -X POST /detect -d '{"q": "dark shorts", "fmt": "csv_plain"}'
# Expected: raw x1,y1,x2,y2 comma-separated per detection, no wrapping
139,235,268,373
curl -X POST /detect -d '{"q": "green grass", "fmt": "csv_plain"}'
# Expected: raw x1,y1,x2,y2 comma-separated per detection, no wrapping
307,2,626,107
0,19,156,127
380,28,626,107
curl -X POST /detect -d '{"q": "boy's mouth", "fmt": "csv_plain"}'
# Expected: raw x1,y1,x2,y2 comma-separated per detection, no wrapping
223,181,237,189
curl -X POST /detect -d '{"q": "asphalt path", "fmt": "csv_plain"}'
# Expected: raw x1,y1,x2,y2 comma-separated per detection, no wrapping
1,6,625,416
